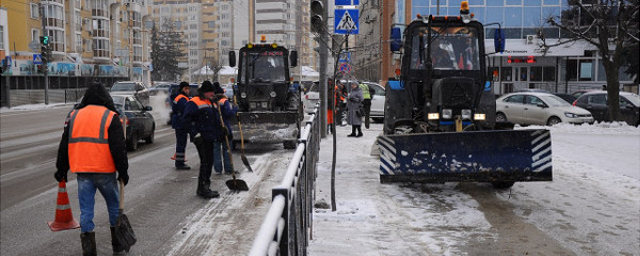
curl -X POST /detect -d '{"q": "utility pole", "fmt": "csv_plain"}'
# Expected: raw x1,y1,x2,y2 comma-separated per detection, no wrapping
40,3,49,105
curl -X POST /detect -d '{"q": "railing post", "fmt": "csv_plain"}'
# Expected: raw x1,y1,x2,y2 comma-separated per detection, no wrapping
272,187,289,256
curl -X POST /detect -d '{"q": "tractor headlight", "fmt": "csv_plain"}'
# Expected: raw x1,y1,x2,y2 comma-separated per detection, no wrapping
250,102,257,109
270,91,277,97
442,109,453,119
564,112,578,118
461,109,472,120
428,113,440,120
241,92,247,98
261,102,268,108
474,113,486,120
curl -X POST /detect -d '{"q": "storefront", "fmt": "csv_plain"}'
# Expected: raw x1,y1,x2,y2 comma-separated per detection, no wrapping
485,39,636,96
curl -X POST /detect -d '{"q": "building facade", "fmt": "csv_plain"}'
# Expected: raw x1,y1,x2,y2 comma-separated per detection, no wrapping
1,0,153,88
357,0,636,94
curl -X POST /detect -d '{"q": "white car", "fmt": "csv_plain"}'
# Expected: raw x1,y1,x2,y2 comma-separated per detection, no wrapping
361,82,386,123
302,81,320,113
496,92,594,126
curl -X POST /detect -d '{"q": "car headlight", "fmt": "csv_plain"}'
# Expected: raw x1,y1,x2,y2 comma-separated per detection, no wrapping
564,112,578,118
270,91,277,98
461,109,472,120
261,102,268,108
442,109,453,119
250,102,256,109
241,92,247,98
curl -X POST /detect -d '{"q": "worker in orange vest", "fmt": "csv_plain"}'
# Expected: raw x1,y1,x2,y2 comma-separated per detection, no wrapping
55,82,129,256
181,81,224,198
171,81,192,170
213,82,238,174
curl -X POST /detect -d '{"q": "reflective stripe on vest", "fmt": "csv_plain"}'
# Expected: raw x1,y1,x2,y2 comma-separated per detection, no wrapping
68,105,117,173
173,94,189,104
190,96,214,109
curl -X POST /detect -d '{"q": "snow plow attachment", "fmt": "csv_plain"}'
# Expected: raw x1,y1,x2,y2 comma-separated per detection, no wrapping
377,129,552,184
231,111,300,148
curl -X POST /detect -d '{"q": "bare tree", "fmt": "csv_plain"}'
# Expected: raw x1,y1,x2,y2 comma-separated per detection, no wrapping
542,0,639,121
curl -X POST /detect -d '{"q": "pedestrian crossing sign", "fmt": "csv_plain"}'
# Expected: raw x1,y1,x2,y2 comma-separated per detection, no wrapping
33,54,42,64
334,9,359,35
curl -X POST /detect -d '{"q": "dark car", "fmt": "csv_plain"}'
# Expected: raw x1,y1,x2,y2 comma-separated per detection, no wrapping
554,93,578,104
111,94,156,150
148,82,172,96
166,83,200,125
574,91,640,126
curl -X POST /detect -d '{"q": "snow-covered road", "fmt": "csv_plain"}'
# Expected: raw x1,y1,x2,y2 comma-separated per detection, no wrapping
309,122,639,256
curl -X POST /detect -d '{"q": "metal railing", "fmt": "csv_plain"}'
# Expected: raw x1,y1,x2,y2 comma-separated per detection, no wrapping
249,103,321,256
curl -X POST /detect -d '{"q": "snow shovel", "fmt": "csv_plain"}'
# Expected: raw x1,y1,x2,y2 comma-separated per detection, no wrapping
115,179,137,252
217,103,249,191
233,94,254,172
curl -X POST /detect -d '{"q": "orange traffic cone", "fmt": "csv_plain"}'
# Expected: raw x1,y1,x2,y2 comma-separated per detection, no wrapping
170,153,187,162
47,181,81,232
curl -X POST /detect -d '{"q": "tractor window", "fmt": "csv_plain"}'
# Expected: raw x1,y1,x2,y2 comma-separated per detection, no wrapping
245,50,287,82
410,25,480,71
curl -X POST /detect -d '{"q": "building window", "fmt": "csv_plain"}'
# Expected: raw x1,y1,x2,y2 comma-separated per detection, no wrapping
76,33,83,52
0,26,4,49
32,29,40,42
31,3,39,19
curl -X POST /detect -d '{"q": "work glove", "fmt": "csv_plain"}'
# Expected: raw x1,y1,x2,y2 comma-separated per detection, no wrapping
221,127,229,137
54,170,68,182
118,172,129,186
192,133,204,146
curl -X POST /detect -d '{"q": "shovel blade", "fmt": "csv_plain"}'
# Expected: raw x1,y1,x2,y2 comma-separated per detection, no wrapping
226,178,249,191
241,154,253,172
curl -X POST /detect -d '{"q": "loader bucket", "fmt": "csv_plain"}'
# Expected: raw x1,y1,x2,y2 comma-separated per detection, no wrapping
377,129,552,183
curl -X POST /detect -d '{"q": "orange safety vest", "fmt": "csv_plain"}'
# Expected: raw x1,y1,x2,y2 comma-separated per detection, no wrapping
67,105,117,173
173,94,189,104
190,96,213,109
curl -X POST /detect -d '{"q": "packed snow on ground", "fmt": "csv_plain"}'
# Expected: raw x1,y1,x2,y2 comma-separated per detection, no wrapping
308,122,639,255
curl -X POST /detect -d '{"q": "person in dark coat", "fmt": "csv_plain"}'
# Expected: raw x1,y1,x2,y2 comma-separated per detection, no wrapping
55,82,129,255
171,81,192,170
346,82,364,137
212,82,238,174
181,81,223,199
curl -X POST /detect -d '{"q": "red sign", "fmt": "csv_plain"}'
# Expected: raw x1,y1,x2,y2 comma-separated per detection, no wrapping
339,63,351,74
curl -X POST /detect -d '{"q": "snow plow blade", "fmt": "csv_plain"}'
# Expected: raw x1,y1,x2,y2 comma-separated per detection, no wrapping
377,129,552,183
231,111,299,143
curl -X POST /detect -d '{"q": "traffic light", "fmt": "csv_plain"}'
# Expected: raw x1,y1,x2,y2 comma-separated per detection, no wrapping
310,0,326,33
41,45,50,64
40,36,49,46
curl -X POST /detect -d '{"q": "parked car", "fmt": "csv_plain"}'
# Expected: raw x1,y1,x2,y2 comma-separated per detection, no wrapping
148,82,172,96
110,81,150,105
302,81,320,113
361,82,386,123
554,93,578,104
110,94,155,151
571,90,597,99
573,91,640,126
496,92,594,126
166,83,200,125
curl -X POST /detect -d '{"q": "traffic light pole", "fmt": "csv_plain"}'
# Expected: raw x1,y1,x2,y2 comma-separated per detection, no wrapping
40,3,49,105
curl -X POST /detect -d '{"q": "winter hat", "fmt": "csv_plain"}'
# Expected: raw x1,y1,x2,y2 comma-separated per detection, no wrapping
179,81,190,90
213,82,224,94
200,80,215,93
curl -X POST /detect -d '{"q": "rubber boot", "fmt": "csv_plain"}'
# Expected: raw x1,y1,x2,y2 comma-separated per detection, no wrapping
80,232,97,256
347,126,356,137
197,180,220,198
110,227,126,255
175,162,191,170
356,126,363,137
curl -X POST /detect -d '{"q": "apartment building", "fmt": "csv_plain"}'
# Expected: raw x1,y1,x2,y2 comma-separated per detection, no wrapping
1,0,153,87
